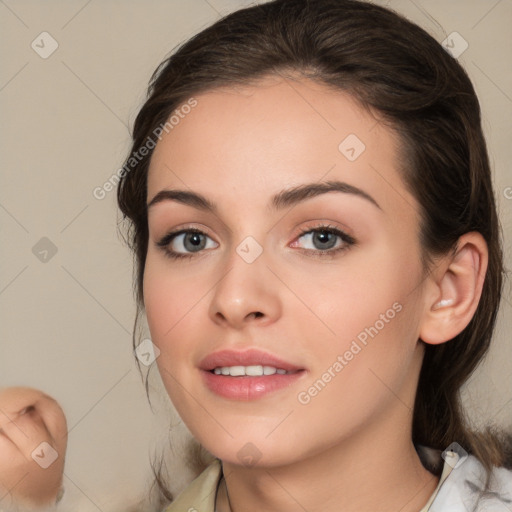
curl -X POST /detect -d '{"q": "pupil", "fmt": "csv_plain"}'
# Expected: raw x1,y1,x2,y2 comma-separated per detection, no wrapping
185,233,205,251
314,231,335,250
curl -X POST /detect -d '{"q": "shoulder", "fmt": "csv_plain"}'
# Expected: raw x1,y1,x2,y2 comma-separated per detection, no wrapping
429,454,512,512
161,459,223,512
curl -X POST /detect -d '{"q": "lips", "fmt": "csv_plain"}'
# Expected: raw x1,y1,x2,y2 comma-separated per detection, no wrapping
199,348,307,400
199,348,304,373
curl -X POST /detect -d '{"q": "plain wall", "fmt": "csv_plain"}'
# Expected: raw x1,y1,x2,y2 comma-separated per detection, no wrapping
1,1,511,510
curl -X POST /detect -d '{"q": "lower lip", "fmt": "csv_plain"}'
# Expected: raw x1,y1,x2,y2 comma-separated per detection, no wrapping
201,369,306,400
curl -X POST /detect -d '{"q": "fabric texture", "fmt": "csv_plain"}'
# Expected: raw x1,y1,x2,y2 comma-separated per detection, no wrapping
162,450,512,512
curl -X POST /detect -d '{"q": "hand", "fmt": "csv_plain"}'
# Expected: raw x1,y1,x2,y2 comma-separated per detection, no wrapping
0,387,67,510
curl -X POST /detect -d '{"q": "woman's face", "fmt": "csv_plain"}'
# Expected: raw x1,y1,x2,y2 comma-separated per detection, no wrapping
144,76,430,467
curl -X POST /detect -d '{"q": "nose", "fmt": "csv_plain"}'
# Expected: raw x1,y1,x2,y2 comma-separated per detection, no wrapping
208,248,282,330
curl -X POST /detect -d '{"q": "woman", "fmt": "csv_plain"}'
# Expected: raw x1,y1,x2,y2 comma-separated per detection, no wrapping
117,0,512,510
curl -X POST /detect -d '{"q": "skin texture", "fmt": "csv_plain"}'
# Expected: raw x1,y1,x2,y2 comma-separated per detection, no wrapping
0,387,67,510
145,75,488,512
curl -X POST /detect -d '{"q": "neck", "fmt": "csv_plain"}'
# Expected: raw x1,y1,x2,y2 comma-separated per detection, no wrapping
218,424,438,512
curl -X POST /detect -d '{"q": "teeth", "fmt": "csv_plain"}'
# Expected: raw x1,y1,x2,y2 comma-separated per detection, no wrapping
212,365,292,376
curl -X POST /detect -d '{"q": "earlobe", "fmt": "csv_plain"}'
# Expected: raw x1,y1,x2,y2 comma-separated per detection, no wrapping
419,232,488,345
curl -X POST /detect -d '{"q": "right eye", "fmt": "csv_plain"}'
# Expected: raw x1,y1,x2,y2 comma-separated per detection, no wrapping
156,228,218,260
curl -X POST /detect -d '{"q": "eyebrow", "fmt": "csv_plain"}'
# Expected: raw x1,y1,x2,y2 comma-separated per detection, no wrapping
147,180,382,213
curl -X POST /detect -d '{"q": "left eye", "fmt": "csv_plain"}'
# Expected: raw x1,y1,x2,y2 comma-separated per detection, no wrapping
292,226,355,253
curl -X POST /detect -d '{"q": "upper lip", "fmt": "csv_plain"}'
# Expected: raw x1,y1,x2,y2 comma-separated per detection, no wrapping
199,348,304,372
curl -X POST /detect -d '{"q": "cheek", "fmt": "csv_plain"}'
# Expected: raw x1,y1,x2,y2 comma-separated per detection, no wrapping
303,248,418,342
143,256,197,366
142,253,220,403
299,247,423,387
143,254,198,337
295,298,421,442
143,258,198,408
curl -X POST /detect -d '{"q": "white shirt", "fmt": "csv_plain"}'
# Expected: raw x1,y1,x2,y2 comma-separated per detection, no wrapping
426,450,512,511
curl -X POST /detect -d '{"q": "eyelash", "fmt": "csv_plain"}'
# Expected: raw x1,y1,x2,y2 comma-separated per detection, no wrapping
156,224,356,261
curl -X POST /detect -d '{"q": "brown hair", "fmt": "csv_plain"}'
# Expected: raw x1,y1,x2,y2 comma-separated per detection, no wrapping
117,0,511,504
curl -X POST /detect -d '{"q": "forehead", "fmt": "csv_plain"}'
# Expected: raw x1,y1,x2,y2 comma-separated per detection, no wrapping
147,75,415,218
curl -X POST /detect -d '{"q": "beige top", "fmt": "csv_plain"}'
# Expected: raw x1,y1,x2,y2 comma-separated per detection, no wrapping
162,457,455,512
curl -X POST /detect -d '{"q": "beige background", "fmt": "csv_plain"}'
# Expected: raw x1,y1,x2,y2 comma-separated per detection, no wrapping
1,0,511,510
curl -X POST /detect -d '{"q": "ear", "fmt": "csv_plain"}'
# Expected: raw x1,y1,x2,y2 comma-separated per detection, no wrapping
419,232,488,345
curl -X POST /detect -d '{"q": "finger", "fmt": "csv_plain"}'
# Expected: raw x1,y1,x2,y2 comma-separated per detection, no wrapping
0,407,22,432
0,407,54,462
0,387,49,416
0,389,67,448
0,426,27,467
0,388,46,431
32,395,68,445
